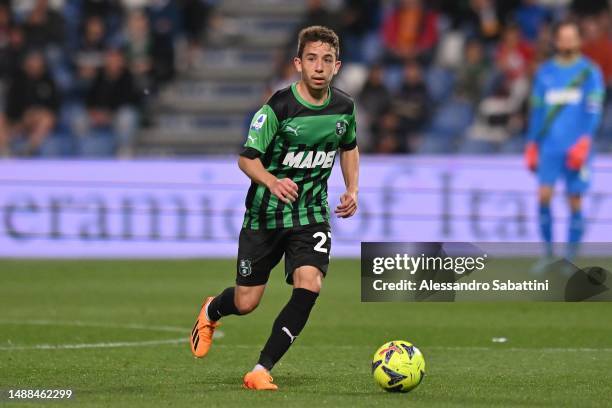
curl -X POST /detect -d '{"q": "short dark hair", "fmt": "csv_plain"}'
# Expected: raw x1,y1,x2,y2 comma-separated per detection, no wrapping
297,25,340,59
553,19,582,38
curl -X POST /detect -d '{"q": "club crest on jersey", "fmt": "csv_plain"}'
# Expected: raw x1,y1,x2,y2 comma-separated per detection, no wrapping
335,120,348,137
239,259,252,277
250,113,267,131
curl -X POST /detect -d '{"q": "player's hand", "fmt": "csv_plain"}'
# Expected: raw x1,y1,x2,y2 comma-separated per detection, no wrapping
524,142,538,172
567,135,591,170
335,191,358,218
268,178,298,204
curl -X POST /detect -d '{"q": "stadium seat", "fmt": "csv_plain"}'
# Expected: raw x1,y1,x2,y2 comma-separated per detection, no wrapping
362,31,384,64
417,99,475,154
498,135,526,154
428,99,474,135
417,131,455,153
596,101,612,152
425,67,455,104
40,133,76,157
77,128,117,157
458,138,499,154
334,64,369,97
382,65,405,94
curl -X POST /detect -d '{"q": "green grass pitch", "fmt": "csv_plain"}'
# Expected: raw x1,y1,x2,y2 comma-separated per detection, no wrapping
1,259,611,407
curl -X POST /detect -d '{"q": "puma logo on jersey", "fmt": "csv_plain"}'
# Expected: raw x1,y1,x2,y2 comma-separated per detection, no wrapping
247,135,257,143
282,150,336,169
285,125,300,137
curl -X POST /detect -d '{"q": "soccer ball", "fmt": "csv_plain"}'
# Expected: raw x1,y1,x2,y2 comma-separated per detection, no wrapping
372,340,425,393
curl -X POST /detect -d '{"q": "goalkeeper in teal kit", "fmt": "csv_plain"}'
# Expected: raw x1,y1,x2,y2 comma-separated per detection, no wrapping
524,21,604,262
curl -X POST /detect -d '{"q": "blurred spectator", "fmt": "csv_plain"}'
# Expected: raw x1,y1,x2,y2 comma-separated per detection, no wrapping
463,82,524,149
82,0,123,20
595,7,611,35
177,0,214,69
357,64,391,150
80,0,123,43
0,0,224,158
0,4,9,45
74,15,108,85
123,9,152,91
455,39,490,104
372,111,401,153
0,50,60,156
495,24,534,82
391,60,430,152
0,4,15,79
463,0,502,43
0,0,610,158
269,60,299,92
178,0,212,54
80,0,120,19
339,0,381,63
358,64,391,117
514,0,552,42
283,0,338,65
147,0,180,84
570,0,609,17
581,16,612,89
4,25,26,79
532,21,554,67
22,0,64,50
298,0,338,32
495,0,522,25
436,0,467,30
381,0,438,64
72,49,139,156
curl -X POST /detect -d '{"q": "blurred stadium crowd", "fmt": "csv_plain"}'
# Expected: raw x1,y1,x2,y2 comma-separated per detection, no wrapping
1,0,612,158
318,0,612,154
0,0,213,157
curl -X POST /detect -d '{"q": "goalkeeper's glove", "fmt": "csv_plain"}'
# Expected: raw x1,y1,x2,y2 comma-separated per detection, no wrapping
566,135,591,170
524,142,538,172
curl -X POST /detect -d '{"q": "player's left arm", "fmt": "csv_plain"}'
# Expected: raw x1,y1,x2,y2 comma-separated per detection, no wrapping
336,147,359,218
567,65,605,170
335,106,359,218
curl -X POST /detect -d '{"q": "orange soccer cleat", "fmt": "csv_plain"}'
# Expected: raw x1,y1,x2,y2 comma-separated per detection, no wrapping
242,370,278,391
190,296,219,358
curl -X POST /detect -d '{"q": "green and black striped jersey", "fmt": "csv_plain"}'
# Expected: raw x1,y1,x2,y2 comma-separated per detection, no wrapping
240,82,357,230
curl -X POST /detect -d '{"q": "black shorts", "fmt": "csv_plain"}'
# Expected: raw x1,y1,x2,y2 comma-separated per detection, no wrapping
236,222,331,286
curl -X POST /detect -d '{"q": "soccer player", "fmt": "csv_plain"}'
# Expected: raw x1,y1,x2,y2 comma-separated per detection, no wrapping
525,21,604,264
189,26,359,390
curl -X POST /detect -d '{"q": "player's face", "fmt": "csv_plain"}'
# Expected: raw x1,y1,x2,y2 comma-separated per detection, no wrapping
555,25,581,59
294,41,341,90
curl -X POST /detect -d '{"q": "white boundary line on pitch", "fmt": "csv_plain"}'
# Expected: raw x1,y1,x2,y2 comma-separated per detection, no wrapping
1,320,611,353
0,319,187,333
0,338,186,351
0,319,223,351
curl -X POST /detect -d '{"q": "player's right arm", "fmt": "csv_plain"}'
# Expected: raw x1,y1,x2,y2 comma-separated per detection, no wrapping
525,66,547,171
238,104,298,204
238,157,298,204
566,64,604,170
